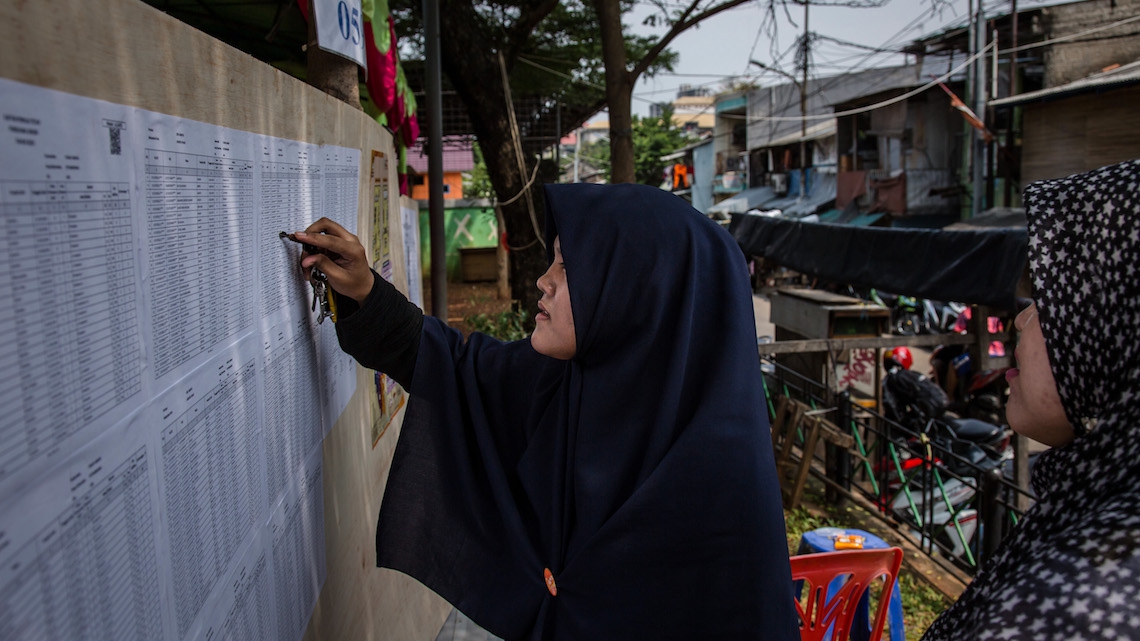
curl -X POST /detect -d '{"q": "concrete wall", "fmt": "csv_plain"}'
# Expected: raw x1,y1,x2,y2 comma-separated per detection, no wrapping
747,65,921,151
0,1,450,639
1043,0,1140,87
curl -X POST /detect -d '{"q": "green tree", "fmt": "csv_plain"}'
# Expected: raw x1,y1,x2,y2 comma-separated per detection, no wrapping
630,109,691,186
463,146,495,200
391,0,673,316
592,0,754,183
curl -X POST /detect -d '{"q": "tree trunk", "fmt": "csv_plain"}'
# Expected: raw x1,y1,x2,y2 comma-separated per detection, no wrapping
482,133,548,323
433,0,550,320
305,14,362,109
593,0,635,183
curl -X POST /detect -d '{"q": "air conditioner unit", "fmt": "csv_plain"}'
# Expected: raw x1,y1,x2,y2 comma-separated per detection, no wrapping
770,173,788,196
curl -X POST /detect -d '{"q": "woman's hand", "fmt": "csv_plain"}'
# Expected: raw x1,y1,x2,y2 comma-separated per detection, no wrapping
295,218,374,304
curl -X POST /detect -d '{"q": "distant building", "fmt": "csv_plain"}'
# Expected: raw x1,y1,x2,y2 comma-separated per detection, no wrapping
405,136,475,200
650,85,716,135
559,120,611,183
986,0,1140,184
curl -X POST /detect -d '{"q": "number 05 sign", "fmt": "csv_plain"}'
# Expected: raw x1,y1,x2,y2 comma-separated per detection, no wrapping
313,0,368,68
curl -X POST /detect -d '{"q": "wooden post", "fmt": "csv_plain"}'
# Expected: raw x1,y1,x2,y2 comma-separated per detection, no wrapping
305,7,362,110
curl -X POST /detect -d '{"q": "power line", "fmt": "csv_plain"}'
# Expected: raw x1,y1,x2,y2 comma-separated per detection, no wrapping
721,40,994,124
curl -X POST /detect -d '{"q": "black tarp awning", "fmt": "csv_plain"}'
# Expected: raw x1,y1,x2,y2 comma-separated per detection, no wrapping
730,214,1028,308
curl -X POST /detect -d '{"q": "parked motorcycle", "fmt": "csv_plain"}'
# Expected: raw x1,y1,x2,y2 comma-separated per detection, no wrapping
929,343,1009,426
871,290,922,335
882,352,1012,456
887,461,980,561
922,299,967,334
871,291,963,336
878,351,1011,563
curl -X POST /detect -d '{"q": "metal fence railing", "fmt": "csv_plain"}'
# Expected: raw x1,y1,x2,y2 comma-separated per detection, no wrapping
761,355,1034,577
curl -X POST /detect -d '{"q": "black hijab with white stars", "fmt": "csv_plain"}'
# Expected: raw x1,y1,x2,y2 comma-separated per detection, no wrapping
922,159,1140,640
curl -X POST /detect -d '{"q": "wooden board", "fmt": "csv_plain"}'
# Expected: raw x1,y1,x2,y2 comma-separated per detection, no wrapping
0,1,449,639
1021,85,1140,183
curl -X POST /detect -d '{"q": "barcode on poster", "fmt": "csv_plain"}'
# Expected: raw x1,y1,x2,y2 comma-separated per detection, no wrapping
103,119,125,155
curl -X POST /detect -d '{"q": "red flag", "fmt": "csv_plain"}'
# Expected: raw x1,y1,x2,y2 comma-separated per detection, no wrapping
937,82,993,143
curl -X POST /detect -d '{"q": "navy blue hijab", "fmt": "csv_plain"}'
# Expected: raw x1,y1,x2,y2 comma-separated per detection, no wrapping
376,183,797,640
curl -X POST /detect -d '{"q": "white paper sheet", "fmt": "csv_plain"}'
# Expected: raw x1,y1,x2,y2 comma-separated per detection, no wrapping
259,139,322,321
190,533,275,641
269,450,327,641
0,412,166,641
0,79,147,494
149,335,266,640
402,201,425,310
261,318,323,504
0,78,364,641
140,114,260,384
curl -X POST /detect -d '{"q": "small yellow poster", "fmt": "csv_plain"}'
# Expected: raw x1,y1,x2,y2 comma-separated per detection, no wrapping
370,149,405,446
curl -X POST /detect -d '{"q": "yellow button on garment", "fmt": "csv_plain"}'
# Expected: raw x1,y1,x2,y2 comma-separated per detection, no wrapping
544,568,558,596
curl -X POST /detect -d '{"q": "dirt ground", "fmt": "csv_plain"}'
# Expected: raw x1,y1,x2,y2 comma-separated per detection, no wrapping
423,279,514,337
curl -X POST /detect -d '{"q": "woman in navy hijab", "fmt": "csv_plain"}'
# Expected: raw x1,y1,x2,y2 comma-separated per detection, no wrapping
296,183,798,640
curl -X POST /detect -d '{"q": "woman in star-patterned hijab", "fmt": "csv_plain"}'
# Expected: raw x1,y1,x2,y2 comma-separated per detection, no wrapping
922,159,1140,640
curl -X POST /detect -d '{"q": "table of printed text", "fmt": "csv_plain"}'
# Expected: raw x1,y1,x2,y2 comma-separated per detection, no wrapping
161,359,261,638
145,150,256,378
0,180,141,482
259,160,320,318
0,448,162,640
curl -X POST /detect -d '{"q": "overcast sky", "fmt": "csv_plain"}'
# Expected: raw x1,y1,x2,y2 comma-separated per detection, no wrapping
618,0,1067,118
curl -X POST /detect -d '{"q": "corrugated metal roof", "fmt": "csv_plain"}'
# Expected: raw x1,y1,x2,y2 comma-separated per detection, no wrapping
405,138,475,173
990,60,1140,107
707,186,777,214
764,119,837,148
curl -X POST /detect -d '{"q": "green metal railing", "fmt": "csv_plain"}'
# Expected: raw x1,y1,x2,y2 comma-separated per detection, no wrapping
761,355,1033,575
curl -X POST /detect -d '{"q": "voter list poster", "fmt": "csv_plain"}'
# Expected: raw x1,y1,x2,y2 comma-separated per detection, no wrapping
0,78,358,641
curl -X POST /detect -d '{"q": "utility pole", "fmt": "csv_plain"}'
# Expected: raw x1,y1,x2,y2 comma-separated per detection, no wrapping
970,1,986,218
798,0,809,201
424,0,447,321
1005,0,1019,207
573,127,581,183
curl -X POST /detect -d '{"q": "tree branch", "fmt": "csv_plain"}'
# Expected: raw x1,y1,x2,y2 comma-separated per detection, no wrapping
631,0,754,79
507,0,563,63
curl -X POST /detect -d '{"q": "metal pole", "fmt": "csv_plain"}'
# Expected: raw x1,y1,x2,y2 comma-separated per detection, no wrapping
799,0,808,201
573,127,581,183
971,2,986,218
424,0,447,321
980,466,1005,562
554,102,562,168
1004,0,1018,206
828,390,852,506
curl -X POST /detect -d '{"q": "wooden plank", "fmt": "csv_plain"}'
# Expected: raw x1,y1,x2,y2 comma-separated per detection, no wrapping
787,417,822,509
777,401,808,471
756,331,989,355
770,395,790,454
816,418,856,450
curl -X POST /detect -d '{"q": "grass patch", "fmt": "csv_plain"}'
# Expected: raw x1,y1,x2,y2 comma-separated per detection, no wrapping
783,498,950,640
464,307,530,341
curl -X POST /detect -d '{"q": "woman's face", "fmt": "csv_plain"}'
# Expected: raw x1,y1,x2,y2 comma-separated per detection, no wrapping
1005,303,1074,447
532,236,577,360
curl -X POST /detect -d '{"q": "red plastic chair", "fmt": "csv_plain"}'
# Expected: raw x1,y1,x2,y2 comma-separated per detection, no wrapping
789,547,904,641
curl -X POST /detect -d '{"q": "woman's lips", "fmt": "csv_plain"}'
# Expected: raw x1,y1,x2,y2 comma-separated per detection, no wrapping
1005,368,1019,382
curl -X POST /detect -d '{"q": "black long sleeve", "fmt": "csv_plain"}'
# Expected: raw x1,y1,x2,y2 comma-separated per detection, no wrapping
334,270,423,389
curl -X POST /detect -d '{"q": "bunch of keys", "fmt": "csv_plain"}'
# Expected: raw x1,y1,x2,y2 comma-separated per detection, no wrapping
280,231,337,324
308,268,337,324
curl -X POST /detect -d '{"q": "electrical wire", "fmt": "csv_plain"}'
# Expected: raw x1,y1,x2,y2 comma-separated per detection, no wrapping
1000,13,1140,53
721,40,994,124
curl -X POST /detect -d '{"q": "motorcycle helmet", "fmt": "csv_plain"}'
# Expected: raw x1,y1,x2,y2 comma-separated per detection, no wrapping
884,346,913,370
